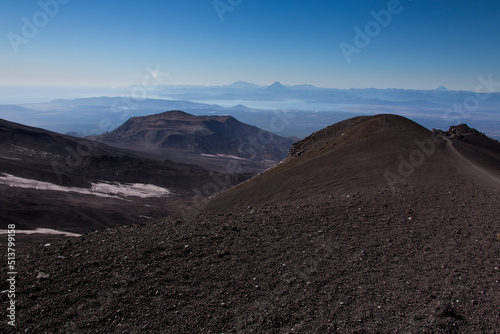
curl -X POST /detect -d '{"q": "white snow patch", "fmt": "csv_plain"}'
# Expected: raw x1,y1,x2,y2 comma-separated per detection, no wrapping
0,228,81,237
201,153,247,160
0,156,22,161
90,182,172,198
0,174,171,198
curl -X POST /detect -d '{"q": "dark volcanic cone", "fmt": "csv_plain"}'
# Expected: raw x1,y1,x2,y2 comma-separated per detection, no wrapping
200,114,500,211
87,110,295,172
2,114,499,333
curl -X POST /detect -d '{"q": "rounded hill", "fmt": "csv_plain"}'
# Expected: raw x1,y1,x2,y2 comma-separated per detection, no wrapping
88,110,295,172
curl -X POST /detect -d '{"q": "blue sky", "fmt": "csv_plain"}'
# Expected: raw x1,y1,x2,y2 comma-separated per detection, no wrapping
1,0,499,91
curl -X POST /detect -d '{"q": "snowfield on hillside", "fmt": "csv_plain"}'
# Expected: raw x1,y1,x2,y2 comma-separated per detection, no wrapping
0,174,172,199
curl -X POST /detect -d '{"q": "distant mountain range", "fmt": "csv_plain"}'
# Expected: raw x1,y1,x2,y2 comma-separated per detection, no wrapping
87,110,295,172
1,83,499,140
148,80,500,104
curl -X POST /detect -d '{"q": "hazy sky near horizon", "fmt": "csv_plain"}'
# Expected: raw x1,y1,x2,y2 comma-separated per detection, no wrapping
1,0,499,91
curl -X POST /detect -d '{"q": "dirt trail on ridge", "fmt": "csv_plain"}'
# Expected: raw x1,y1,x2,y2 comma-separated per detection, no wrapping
442,136,500,187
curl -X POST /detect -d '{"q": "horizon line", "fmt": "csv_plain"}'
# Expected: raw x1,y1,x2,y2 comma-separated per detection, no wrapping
0,82,491,94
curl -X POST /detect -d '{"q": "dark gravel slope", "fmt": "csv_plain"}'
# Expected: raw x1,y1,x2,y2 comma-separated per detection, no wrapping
1,114,499,333
0,118,251,235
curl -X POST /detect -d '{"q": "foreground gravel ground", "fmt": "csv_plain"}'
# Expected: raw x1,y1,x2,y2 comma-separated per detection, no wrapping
2,115,499,333
2,181,499,333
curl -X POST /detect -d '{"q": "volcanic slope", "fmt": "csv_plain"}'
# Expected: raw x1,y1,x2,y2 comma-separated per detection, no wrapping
3,114,500,333
0,118,250,245
200,114,500,211
87,110,295,172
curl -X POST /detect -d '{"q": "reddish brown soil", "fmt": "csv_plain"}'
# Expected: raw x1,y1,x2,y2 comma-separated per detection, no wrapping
1,115,499,333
